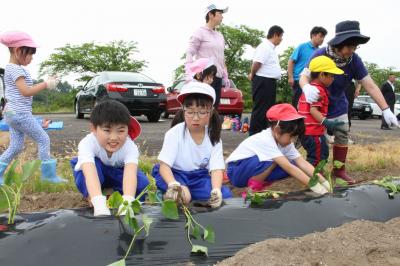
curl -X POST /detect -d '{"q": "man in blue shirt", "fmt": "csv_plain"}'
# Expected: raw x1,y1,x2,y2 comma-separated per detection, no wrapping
300,20,399,184
288,26,327,109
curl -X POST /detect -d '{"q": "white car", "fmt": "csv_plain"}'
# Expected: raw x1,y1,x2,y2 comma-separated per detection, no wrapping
356,95,382,117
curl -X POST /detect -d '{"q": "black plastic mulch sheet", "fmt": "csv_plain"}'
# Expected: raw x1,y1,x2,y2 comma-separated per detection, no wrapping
1,184,400,266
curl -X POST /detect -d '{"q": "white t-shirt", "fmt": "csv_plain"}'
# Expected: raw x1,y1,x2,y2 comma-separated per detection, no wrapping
253,39,281,80
74,133,139,171
226,128,300,163
158,122,225,172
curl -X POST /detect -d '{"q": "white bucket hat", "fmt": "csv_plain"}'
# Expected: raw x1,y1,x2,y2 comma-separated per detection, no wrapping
177,81,216,104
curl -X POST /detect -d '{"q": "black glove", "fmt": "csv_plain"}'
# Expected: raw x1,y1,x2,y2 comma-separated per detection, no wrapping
322,119,346,133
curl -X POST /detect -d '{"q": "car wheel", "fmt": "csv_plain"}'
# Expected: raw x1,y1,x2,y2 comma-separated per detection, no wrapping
75,100,84,119
358,114,366,120
162,111,169,119
146,111,161,122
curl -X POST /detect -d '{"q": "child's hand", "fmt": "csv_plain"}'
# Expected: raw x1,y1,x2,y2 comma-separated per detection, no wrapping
208,188,222,208
46,76,60,90
164,181,182,202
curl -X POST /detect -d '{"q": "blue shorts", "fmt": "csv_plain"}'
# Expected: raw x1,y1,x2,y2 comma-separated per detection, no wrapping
301,135,329,166
227,155,291,187
152,164,232,201
70,157,149,198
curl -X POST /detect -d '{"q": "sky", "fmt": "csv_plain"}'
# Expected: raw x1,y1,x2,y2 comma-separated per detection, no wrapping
1,0,399,87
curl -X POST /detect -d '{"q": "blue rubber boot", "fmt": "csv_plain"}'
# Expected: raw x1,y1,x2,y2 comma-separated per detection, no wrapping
41,159,67,183
0,162,8,185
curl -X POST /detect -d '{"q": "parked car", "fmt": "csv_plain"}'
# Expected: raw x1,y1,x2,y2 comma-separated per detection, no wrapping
0,68,5,120
356,95,381,117
74,71,166,122
164,79,244,118
351,99,373,120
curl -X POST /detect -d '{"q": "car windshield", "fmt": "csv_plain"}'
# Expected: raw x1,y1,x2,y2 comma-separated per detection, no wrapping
104,72,155,83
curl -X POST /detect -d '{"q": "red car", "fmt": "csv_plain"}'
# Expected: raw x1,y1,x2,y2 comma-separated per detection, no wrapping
163,79,244,118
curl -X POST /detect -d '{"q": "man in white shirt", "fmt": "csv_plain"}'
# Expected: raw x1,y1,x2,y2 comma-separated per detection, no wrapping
248,25,284,135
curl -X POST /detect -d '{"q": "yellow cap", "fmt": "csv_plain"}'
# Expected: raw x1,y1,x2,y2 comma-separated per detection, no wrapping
309,55,344,75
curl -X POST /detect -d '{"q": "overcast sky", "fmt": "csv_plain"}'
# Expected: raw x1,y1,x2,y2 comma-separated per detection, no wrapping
1,0,399,86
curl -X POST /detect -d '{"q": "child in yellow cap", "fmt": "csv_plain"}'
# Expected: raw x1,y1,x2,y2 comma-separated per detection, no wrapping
298,55,344,167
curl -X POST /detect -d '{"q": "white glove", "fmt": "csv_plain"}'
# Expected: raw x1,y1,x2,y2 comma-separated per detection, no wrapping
382,108,399,127
91,195,111,216
46,76,59,90
310,183,328,195
321,180,331,191
302,84,320,103
208,188,223,208
164,181,181,201
118,195,135,216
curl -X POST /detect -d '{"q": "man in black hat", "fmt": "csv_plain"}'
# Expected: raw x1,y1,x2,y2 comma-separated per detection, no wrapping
299,20,399,185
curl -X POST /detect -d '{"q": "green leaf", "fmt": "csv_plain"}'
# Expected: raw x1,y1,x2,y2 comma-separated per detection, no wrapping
21,160,41,182
333,160,344,169
314,160,327,175
0,188,10,212
161,200,179,220
191,224,202,240
250,193,264,205
124,214,140,233
147,191,158,204
335,178,349,187
107,259,126,266
142,214,153,237
107,191,123,209
191,245,208,256
131,200,141,214
203,226,215,244
3,160,19,186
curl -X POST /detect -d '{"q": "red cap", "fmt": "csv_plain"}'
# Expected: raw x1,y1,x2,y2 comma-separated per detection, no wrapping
266,103,305,121
128,116,141,140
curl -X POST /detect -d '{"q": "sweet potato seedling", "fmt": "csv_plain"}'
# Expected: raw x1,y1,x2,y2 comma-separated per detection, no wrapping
372,176,400,198
308,160,348,192
244,189,285,206
0,160,41,225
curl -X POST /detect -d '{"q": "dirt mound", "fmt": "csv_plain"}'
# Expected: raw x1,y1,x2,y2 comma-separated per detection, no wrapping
19,191,89,212
217,217,400,266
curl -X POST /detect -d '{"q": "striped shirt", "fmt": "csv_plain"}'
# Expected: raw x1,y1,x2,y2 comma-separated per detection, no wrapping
4,64,33,112
298,82,329,135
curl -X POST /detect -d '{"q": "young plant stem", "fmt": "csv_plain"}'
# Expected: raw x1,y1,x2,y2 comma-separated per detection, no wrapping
182,205,205,231
135,187,148,201
123,225,145,260
0,186,12,224
183,210,194,247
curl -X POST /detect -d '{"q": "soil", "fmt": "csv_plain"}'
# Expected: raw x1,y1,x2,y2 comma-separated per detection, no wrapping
217,217,400,266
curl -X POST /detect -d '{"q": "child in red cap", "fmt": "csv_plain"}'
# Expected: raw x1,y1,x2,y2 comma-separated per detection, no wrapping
70,100,148,216
226,103,329,194
298,55,344,167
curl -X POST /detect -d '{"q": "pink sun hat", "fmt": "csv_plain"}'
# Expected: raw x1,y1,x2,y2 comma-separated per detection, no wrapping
0,31,39,48
187,58,215,78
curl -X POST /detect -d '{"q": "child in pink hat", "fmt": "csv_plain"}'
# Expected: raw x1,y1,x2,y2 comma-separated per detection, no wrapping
226,103,330,195
0,31,64,184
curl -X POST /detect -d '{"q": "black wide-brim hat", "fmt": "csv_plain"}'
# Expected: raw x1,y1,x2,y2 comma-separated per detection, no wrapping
328,20,370,46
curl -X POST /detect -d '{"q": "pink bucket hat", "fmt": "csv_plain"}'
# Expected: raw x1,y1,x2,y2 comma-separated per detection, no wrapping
187,58,215,78
0,31,39,48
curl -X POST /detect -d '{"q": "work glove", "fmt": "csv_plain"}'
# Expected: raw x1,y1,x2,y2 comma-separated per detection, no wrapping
321,180,331,191
302,84,320,103
322,118,346,133
46,76,59,90
118,195,135,216
91,195,111,216
208,188,223,208
164,181,182,202
310,183,328,195
382,108,399,127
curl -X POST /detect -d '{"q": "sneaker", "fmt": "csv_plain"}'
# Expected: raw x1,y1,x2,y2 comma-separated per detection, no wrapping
247,178,272,192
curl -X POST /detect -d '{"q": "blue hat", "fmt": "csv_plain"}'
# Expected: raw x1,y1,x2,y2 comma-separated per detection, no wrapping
328,20,370,46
